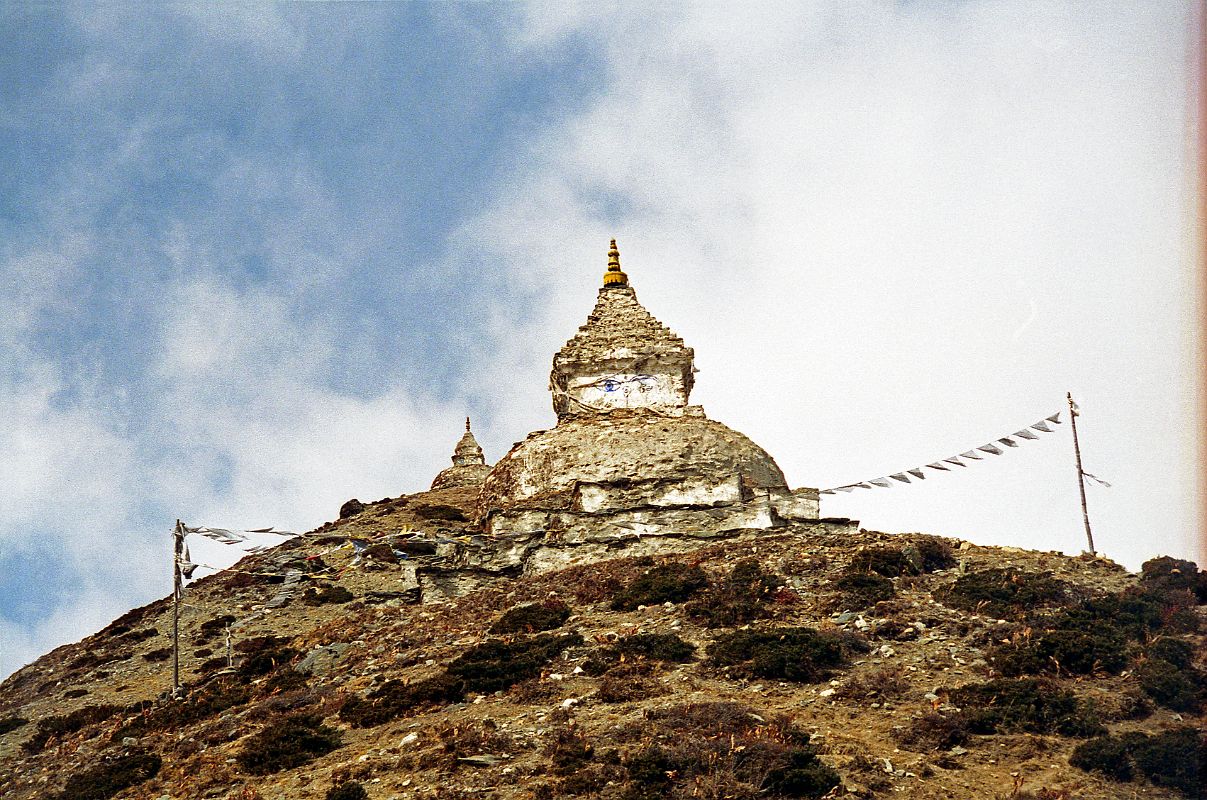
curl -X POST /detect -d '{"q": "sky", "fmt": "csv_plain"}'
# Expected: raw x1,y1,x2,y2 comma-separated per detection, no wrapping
0,2,1200,679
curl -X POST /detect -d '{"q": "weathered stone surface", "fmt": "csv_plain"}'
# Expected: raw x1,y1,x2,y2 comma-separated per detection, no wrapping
551,284,695,419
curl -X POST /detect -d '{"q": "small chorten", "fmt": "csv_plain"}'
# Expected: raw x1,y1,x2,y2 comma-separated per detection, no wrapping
431,417,491,490
549,238,696,419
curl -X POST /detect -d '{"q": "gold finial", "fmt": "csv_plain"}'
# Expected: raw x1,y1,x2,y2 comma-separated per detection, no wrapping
465,416,472,431
603,237,628,287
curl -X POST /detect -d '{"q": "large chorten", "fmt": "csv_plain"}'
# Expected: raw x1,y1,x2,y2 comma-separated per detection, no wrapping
478,241,818,538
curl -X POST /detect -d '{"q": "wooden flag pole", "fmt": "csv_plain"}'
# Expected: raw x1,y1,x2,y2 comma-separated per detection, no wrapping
1067,392,1096,554
172,519,183,697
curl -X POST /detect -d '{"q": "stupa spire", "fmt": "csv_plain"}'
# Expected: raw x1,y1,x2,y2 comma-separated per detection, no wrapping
603,238,628,288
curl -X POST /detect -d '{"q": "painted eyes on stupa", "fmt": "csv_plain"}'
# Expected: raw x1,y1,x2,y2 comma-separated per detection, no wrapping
596,375,655,393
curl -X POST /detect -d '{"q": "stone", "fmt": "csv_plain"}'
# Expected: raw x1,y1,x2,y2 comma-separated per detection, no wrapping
339,498,365,519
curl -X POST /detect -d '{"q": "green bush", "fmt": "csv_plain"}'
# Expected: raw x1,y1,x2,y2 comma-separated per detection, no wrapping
340,673,464,728
989,627,1128,677
834,572,894,609
302,585,355,606
51,751,161,800
547,726,595,775
1069,734,1139,782
236,713,341,774
895,712,969,752
637,703,840,799
761,747,841,798
23,704,123,753
611,563,709,611
615,632,696,662
1140,556,1207,603
326,782,369,800
340,633,582,728
1148,637,1195,669
0,715,28,735
448,633,583,693
911,536,958,572
685,559,783,628
1130,727,1204,797
707,627,858,683
1071,727,1204,798
111,678,252,740
948,678,1103,737
1136,659,1204,712
490,600,572,634
849,546,918,578
939,568,1069,618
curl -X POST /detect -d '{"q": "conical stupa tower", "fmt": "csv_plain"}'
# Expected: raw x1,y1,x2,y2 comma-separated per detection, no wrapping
431,418,491,490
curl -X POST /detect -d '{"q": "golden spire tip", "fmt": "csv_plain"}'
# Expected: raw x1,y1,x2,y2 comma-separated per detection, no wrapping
465,416,471,431
603,237,628,287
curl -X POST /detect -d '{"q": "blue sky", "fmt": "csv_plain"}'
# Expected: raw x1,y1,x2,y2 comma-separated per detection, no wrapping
0,3,1200,677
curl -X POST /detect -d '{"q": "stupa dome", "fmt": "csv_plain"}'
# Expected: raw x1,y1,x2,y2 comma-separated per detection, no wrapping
479,411,789,522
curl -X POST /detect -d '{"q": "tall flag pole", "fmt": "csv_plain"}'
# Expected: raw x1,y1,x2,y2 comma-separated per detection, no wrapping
1067,392,1095,554
172,519,183,697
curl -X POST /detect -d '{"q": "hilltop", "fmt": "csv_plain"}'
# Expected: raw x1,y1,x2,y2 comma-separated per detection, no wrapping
0,484,1203,800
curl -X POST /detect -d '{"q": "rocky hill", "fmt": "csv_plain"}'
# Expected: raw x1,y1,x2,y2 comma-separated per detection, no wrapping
1,485,1203,800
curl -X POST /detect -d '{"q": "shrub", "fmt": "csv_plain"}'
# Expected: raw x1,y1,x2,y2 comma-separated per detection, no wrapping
111,678,252,740
236,713,342,774
834,572,894,609
949,678,1103,737
896,712,969,752
684,559,783,628
707,627,858,683
989,627,1129,677
615,632,696,662
596,661,668,704
490,600,572,634
611,563,709,611
1136,659,1204,712
1071,727,1204,798
302,585,355,606
198,614,236,640
623,746,675,800
1069,735,1138,782
939,569,1069,618
1148,637,1195,669
50,751,161,800
1140,556,1207,603
23,704,123,753
1130,727,1204,797
341,633,582,727
849,547,918,578
338,498,365,519
547,726,595,775
911,536,958,572
0,715,28,735
761,747,841,798
637,703,840,799
413,503,469,522
340,673,464,728
143,647,172,662
448,633,583,693
836,666,910,701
